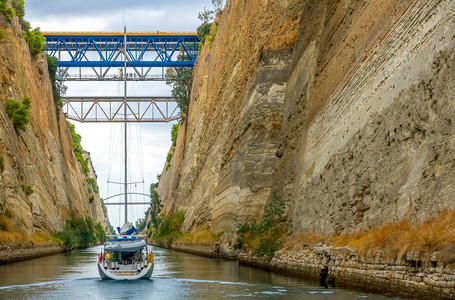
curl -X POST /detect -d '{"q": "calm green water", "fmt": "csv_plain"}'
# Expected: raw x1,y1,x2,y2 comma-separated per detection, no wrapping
0,246,399,299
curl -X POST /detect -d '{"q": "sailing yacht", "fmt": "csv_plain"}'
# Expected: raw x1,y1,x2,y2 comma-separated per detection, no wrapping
97,27,154,280
97,223,154,280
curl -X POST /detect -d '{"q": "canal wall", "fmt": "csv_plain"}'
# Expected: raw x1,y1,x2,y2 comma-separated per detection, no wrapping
155,0,455,298
158,241,455,299
0,245,64,264
247,247,455,300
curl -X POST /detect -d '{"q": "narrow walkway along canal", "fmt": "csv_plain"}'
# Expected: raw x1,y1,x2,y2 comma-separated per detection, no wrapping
0,246,400,299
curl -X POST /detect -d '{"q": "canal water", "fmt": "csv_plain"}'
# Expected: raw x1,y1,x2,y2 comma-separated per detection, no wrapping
0,246,399,299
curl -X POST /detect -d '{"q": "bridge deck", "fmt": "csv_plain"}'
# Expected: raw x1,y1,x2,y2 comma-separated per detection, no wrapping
43,31,197,36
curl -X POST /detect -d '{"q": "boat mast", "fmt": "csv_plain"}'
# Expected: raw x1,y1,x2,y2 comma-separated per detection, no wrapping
123,26,128,225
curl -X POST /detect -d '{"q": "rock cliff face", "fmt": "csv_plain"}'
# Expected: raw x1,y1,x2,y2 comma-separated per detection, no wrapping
158,0,455,242
0,15,108,235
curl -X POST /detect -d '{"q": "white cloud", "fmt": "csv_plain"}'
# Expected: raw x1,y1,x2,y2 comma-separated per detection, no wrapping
30,16,109,32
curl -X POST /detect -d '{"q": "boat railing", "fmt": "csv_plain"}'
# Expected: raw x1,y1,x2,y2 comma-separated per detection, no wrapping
106,234,146,238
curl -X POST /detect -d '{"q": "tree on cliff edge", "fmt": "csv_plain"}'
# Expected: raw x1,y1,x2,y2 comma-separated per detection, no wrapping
166,52,192,118
197,0,223,42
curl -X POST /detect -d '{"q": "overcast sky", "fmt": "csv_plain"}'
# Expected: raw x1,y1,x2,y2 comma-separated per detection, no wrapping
24,0,218,228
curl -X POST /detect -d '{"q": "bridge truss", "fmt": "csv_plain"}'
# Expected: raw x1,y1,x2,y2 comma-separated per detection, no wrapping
43,32,198,81
62,96,180,123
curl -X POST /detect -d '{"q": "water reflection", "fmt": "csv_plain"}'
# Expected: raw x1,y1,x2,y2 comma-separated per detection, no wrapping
0,246,398,299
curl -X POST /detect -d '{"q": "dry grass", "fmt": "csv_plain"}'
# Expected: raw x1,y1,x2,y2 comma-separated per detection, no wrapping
282,232,330,252
265,33,298,50
0,231,55,249
242,231,262,252
332,220,413,258
285,210,455,261
0,215,11,231
0,216,55,249
332,211,455,258
177,230,224,246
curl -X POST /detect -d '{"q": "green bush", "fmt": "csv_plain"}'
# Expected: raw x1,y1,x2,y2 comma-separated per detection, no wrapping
95,222,106,243
23,27,45,59
0,29,5,40
12,0,24,19
54,217,98,249
166,152,173,163
87,177,99,194
205,24,219,49
235,192,286,261
165,53,192,117
148,183,163,231
171,122,179,146
88,195,94,203
197,22,212,42
46,55,67,111
152,211,184,242
67,122,90,174
54,230,78,249
136,207,150,233
24,184,34,196
0,0,14,22
5,97,31,132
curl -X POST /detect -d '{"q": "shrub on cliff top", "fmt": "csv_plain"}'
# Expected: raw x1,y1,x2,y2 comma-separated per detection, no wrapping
197,22,212,42
12,0,24,20
0,0,14,22
5,97,31,132
23,27,45,60
197,0,222,46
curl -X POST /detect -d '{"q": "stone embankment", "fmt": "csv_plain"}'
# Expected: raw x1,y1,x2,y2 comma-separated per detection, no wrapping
268,247,455,299
0,245,63,264
156,240,455,299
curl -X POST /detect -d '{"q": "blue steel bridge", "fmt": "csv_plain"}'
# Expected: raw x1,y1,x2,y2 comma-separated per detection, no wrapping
43,31,199,123
43,31,198,81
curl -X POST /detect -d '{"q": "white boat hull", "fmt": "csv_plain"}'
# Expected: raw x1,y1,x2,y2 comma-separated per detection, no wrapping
97,261,154,280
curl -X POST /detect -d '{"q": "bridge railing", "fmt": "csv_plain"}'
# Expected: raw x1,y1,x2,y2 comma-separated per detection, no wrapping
57,73,174,81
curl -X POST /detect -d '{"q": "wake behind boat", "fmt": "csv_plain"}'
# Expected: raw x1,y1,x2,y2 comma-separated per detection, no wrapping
97,224,154,280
